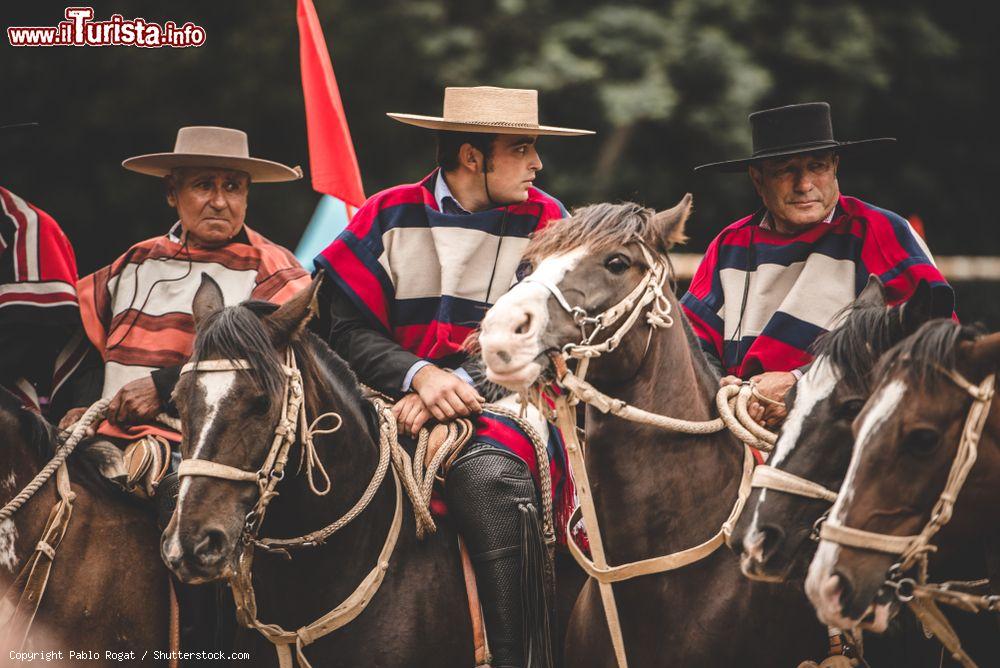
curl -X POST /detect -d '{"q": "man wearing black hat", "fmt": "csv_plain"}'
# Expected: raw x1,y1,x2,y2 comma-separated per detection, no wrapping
0,122,87,418
682,102,952,428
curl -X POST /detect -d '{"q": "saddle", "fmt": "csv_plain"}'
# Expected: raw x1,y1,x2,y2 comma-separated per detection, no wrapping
123,435,173,498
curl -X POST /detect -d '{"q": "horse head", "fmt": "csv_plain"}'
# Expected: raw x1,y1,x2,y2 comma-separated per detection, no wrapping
805,320,1000,630
735,278,950,581
480,195,692,390
161,274,324,584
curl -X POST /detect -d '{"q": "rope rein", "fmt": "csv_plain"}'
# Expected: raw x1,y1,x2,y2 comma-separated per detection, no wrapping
0,398,106,521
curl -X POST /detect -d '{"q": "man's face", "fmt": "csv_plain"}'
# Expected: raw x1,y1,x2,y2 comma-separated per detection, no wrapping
483,135,543,204
167,168,249,248
749,151,840,231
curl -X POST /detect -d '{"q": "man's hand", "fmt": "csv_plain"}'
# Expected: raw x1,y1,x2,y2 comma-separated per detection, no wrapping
719,375,742,388
58,407,95,436
747,371,796,429
392,393,432,436
411,365,484,422
107,376,163,426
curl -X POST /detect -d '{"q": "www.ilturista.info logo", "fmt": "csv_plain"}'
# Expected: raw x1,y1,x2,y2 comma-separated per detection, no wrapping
7,7,206,48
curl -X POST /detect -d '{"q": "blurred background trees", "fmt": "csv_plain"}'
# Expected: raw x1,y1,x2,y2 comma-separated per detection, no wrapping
2,0,995,317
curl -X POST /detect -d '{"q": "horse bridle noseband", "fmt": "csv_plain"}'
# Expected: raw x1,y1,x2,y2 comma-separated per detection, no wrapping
176,351,341,542
521,242,674,369
819,368,995,568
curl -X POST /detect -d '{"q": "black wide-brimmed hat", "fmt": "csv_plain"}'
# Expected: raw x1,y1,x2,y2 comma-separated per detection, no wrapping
694,102,894,173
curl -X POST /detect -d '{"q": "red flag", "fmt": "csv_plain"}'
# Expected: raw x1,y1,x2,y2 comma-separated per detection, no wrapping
297,0,365,207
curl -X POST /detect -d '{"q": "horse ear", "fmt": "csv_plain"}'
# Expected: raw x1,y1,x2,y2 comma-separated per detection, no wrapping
647,193,692,253
192,274,225,328
856,275,887,309
264,275,323,345
899,280,935,334
962,332,1000,372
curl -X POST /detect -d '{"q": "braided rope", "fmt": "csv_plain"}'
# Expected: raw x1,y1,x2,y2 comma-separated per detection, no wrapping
0,398,110,522
557,368,776,452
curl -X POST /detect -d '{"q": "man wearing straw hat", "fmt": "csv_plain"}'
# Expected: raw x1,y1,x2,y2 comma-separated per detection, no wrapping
59,126,310,653
314,86,592,668
62,125,310,494
682,102,952,429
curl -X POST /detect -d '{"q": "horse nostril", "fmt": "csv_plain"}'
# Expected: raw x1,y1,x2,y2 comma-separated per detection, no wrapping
515,311,533,335
193,527,229,565
834,570,855,612
757,525,784,562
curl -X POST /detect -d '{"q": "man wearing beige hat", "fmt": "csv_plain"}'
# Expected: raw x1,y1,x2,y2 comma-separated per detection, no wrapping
314,86,592,668
59,126,310,652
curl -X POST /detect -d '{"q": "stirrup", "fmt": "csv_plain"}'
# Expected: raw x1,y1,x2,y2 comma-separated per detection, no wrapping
124,435,172,498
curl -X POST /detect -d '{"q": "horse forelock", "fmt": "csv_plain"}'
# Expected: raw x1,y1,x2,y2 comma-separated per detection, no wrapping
811,300,902,392
190,301,286,401
875,319,983,388
191,299,375,444
523,202,655,266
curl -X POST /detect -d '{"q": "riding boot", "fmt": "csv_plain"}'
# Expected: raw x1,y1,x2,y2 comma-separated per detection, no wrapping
445,443,553,668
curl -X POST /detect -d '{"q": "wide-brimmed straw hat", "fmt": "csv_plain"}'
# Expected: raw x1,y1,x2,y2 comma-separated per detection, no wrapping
694,102,894,173
388,86,594,137
122,126,302,182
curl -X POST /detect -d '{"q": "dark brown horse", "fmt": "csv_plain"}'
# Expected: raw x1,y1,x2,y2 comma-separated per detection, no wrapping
479,199,830,667
0,388,169,663
730,276,955,665
805,320,1000,662
732,276,948,579
161,276,477,667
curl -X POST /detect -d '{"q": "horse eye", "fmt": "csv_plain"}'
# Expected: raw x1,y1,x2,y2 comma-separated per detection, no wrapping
835,398,865,420
604,254,631,275
248,395,271,416
902,428,940,458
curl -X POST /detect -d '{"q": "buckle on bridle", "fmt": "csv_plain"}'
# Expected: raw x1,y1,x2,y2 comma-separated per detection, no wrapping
810,511,829,542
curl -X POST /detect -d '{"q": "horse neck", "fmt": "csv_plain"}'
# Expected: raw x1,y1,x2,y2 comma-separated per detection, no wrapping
256,347,398,603
583,306,745,565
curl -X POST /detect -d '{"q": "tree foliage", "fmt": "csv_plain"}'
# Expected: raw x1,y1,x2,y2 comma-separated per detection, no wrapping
2,0,994,276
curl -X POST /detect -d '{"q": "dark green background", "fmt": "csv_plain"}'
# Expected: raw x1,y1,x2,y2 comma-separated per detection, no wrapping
2,1,996,321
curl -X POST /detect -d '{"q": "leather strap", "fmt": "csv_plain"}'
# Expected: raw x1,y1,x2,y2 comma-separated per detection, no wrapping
555,398,629,667
752,465,838,503
459,537,490,666
230,469,404,668
819,523,918,555
0,464,76,650
178,458,260,484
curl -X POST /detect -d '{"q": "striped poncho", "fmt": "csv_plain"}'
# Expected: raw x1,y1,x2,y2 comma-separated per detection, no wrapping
78,223,310,442
0,186,88,412
681,195,953,378
316,170,576,540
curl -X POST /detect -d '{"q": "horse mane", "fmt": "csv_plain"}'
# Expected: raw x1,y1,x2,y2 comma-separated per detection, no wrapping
189,300,287,400
876,319,984,386
190,299,377,439
0,387,56,460
523,202,653,264
811,300,903,390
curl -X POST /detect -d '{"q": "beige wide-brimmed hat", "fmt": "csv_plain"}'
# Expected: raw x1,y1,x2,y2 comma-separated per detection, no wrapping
388,86,594,136
122,126,303,182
